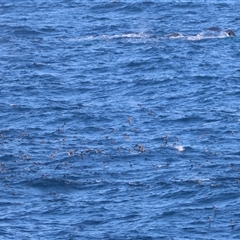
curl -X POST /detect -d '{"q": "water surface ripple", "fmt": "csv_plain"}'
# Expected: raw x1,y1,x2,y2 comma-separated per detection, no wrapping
1,1,240,239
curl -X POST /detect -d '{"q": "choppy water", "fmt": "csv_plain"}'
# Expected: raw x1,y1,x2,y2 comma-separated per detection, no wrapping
1,1,240,239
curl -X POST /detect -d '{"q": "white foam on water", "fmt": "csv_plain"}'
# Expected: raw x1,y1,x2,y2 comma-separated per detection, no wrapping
173,144,185,152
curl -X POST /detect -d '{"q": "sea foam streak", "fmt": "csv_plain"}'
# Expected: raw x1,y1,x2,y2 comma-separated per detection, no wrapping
70,30,234,43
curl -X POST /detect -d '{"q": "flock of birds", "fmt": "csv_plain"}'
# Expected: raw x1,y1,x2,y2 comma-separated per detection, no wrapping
0,103,188,171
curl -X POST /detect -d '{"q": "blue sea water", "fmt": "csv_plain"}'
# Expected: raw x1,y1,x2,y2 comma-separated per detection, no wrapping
1,1,240,239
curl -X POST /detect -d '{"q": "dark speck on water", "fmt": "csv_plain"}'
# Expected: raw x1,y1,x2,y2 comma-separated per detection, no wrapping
1,0,240,239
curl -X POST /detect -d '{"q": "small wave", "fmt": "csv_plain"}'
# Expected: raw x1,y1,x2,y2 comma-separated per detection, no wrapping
12,26,41,36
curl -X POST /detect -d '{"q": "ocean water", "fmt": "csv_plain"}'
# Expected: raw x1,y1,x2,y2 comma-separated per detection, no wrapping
1,1,240,239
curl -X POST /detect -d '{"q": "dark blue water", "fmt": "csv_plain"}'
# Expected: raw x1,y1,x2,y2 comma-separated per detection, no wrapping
1,1,240,239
